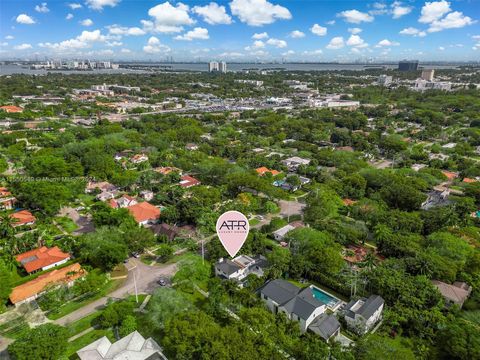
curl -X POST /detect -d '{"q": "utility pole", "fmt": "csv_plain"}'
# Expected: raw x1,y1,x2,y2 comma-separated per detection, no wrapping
201,239,205,264
133,267,138,303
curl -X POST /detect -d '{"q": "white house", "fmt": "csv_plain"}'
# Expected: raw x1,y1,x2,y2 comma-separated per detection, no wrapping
281,156,311,171
215,255,267,282
259,279,326,333
343,295,384,335
273,224,296,241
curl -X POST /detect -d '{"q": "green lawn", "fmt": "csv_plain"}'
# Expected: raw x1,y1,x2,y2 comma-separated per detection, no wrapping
55,216,79,233
46,278,126,320
249,218,260,226
0,317,29,339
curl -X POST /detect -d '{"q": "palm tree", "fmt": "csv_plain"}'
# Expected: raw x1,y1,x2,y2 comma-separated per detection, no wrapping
359,251,377,271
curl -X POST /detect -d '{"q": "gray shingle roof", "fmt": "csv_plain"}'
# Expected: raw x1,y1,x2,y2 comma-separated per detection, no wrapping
344,295,384,320
309,314,340,340
259,279,300,304
215,260,241,276
283,287,325,320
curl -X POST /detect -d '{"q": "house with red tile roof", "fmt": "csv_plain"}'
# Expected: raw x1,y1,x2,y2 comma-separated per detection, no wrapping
154,166,182,175
9,263,84,305
0,105,23,113
16,246,71,273
255,167,282,176
127,202,161,226
130,153,149,164
9,210,36,227
441,170,458,181
0,187,16,210
463,178,477,183
179,175,201,188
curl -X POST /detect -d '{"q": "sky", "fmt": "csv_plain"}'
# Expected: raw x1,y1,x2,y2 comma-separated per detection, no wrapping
0,0,479,62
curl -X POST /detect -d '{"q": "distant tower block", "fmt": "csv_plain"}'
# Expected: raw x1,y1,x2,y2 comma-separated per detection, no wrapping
421,69,435,81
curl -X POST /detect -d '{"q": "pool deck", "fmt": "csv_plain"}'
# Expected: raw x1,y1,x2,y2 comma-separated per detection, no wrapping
310,285,345,312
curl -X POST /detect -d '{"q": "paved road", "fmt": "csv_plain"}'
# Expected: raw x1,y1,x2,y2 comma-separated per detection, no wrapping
55,259,177,326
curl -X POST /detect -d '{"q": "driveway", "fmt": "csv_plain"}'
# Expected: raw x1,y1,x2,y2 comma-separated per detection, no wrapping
278,199,305,218
55,259,177,326
58,206,95,235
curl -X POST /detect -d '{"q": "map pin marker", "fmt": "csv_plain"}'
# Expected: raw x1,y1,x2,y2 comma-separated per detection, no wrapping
216,210,250,258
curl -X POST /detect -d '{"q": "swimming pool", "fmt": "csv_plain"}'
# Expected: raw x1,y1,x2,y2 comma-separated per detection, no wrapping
311,285,341,310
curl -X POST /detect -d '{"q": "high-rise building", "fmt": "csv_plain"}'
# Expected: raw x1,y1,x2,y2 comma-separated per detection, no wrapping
421,69,435,81
208,61,219,72
219,61,227,73
398,60,419,71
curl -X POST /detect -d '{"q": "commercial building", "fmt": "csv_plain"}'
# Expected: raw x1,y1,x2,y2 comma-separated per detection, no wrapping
421,69,435,81
208,61,227,73
398,60,419,71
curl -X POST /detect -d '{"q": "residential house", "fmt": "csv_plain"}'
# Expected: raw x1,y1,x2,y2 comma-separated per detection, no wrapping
86,181,117,194
150,223,195,241
0,187,16,210
421,189,451,210
343,295,384,335
130,153,149,164
432,280,472,308
274,175,311,192
77,331,167,360
114,150,133,161
0,105,23,113
255,167,281,176
108,195,137,209
9,263,84,305
273,224,296,241
127,202,161,226
16,246,71,274
154,166,182,175
9,210,36,227
185,143,199,151
309,314,341,341
215,255,268,282
140,190,154,201
179,175,201,188
259,279,326,333
281,156,311,171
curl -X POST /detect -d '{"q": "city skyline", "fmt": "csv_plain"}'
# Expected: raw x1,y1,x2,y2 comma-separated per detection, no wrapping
1,0,479,62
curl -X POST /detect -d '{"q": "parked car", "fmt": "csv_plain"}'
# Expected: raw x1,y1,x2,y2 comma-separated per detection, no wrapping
157,278,166,286
131,252,140,258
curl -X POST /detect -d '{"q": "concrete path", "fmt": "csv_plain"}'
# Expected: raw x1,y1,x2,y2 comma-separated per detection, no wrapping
55,259,177,326
68,327,95,342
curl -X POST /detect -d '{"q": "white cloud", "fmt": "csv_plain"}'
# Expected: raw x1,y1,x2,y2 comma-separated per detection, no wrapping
5,35,14,40
14,43,32,50
289,30,305,38
245,40,265,50
310,24,327,36
80,19,94,26
143,36,171,53
376,39,400,47
252,32,268,39
438,46,445,50
120,48,131,53
326,36,344,49
218,51,244,58
338,9,374,24
348,27,362,34
107,25,146,36
67,3,83,10
391,2,412,19
472,35,480,40
266,38,287,48
230,0,291,26
66,13,74,20
85,0,120,11
0,42,8,46
35,3,49,13
97,49,114,56
175,27,209,41
145,2,194,33
106,41,122,47
326,20,335,25
39,29,107,51
427,11,475,32
346,34,368,48
68,3,82,10
16,14,36,25
419,0,451,23
399,27,426,37
193,2,232,25
303,49,323,56
282,50,294,56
